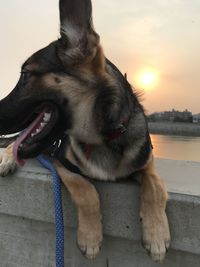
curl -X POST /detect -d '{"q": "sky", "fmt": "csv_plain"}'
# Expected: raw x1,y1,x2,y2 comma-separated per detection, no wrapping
0,0,200,114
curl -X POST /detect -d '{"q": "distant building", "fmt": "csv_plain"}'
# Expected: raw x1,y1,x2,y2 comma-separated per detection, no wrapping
148,112,163,122
163,109,193,122
148,109,193,123
193,114,200,124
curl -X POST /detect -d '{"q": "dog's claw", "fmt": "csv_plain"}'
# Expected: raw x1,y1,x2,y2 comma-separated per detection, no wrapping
78,239,102,260
81,244,101,260
141,213,171,263
77,223,103,260
165,239,170,250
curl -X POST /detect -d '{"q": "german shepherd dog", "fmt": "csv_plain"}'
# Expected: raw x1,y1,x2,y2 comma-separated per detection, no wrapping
0,0,170,262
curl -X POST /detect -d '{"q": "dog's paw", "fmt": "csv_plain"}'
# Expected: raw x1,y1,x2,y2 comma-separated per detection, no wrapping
77,220,103,260
142,212,170,262
0,153,17,177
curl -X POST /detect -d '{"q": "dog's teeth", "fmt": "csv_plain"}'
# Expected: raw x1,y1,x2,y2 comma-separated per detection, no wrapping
40,122,46,128
36,129,40,133
31,133,35,137
44,113,51,122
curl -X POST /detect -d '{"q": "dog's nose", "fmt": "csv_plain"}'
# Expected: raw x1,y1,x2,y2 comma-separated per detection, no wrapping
0,87,30,135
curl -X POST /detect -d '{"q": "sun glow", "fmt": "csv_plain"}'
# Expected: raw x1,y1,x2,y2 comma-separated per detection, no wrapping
136,69,159,90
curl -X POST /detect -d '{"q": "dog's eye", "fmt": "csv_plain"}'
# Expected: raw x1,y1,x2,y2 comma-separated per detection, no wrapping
21,71,30,85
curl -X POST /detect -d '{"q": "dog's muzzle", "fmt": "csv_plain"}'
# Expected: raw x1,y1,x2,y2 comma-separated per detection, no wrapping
0,85,70,165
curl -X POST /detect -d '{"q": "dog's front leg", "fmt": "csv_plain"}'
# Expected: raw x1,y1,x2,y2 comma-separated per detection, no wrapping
55,163,103,260
0,143,17,177
140,157,170,262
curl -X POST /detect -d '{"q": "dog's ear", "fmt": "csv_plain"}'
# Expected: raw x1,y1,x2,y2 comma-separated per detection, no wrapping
58,0,102,67
59,0,92,33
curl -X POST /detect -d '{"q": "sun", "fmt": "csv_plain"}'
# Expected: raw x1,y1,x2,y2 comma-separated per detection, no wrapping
141,72,156,86
136,69,159,90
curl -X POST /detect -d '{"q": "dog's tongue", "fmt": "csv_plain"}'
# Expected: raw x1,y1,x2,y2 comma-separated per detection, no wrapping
13,110,46,166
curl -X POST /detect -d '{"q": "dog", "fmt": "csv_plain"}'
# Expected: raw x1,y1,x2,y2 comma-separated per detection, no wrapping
0,0,170,262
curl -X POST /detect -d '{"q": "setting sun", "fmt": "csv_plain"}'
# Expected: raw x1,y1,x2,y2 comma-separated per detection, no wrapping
135,69,159,90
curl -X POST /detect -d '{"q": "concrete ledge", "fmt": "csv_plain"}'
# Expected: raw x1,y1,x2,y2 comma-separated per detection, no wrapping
1,214,200,267
0,158,200,258
0,213,107,267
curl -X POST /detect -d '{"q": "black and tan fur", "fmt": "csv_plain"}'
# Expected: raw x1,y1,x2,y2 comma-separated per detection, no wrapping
0,0,170,262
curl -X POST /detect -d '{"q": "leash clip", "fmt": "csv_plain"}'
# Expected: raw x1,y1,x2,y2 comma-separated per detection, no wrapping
51,139,62,157
118,123,127,134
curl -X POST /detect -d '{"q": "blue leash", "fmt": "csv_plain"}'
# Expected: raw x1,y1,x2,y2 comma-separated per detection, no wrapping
37,155,65,267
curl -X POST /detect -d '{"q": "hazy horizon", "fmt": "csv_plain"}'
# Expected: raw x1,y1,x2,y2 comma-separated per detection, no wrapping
0,0,200,114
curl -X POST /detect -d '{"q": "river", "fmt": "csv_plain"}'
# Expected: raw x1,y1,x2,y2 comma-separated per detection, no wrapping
151,134,200,162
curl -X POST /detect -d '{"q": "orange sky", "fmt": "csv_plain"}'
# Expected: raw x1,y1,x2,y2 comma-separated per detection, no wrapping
0,0,200,114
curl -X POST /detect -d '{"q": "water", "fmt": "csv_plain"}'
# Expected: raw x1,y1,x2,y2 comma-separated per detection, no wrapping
151,134,200,162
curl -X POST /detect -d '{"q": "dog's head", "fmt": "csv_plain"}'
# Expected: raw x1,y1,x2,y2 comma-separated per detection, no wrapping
0,0,133,165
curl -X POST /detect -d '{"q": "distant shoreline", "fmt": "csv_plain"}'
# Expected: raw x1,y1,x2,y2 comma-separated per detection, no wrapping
148,122,200,137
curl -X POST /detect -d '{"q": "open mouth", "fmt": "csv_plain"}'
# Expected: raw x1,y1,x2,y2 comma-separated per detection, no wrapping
13,104,59,166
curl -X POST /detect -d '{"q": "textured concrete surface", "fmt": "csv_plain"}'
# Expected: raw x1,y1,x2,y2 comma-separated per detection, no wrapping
1,214,200,267
0,157,200,266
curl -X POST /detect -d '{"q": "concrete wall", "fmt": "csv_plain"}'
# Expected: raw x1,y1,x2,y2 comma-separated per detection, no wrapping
0,158,200,266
